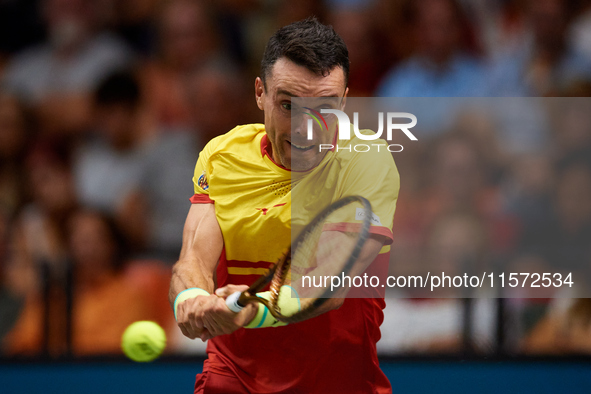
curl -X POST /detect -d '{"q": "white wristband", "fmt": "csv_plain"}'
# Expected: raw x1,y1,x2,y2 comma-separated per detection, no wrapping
174,287,210,320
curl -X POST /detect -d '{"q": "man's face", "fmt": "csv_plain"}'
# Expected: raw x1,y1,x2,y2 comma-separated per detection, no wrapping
255,58,348,171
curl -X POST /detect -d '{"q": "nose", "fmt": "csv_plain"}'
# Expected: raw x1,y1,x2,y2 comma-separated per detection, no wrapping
292,113,308,137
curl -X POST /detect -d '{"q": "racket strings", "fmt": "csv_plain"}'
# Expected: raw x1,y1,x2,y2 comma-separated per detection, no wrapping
239,196,372,323
291,210,361,301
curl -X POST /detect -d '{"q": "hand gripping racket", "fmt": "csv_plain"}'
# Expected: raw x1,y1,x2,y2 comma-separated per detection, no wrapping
225,195,372,324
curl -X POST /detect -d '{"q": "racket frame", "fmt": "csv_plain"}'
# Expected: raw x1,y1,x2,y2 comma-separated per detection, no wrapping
227,195,373,324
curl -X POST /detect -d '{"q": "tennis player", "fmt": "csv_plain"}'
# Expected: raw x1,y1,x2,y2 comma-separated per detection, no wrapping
170,18,399,393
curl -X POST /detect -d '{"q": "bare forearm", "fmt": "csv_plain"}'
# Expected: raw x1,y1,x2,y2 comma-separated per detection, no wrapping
169,258,216,308
169,203,223,308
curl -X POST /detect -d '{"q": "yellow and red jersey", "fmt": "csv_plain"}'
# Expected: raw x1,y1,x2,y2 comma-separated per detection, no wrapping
191,123,399,393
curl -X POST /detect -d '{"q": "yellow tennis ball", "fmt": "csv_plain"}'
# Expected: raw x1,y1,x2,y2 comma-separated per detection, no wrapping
121,321,166,362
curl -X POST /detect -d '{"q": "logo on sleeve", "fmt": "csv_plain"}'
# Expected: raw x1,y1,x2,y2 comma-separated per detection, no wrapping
355,208,382,226
198,171,209,191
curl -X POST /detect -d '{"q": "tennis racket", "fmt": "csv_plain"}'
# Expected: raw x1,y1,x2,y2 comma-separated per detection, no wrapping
225,195,373,324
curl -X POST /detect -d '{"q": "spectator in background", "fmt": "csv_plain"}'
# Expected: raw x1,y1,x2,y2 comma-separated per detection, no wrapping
0,208,24,352
450,108,509,183
563,298,591,353
388,133,491,274
523,297,591,354
377,0,486,97
4,144,78,355
240,0,328,77
73,70,150,251
501,98,591,234
184,65,255,144
388,131,519,289
460,0,529,59
381,212,495,354
10,144,78,297
508,161,591,352
138,127,200,262
4,209,171,355
502,154,554,239
487,0,591,96
0,93,31,217
570,0,591,62
327,6,387,96
106,0,160,56
275,0,327,29
548,98,591,166
141,0,233,128
517,162,591,273
74,70,196,261
1,0,133,135
422,135,498,226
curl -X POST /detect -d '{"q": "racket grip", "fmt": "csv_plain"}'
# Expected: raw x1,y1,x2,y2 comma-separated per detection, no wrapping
226,291,244,312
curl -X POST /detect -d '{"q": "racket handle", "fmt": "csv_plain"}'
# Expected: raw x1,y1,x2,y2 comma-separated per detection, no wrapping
226,291,244,312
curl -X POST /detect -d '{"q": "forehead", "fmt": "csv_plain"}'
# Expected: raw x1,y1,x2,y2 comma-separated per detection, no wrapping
266,58,346,98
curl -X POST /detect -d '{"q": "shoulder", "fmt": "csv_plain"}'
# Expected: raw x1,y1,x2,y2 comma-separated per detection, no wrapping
323,129,400,215
200,123,265,158
354,131,398,170
332,128,398,173
220,123,265,142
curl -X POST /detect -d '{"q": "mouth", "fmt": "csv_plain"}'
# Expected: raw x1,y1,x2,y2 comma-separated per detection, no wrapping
287,140,315,152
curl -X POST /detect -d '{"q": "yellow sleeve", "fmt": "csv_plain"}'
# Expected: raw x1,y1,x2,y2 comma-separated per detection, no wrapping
191,136,223,201
336,138,400,244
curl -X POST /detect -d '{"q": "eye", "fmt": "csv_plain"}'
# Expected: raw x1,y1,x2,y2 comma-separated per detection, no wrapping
281,102,292,111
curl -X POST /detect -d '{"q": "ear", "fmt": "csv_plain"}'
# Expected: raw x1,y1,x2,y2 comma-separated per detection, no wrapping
340,87,349,110
255,77,265,111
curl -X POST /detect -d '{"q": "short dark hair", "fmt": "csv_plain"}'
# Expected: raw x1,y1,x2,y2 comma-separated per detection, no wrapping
260,17,349,89
94,70,141,108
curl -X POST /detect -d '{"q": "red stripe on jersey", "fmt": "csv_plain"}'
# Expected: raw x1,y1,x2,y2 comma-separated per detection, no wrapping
221,259,275,288
225,259,275,269
225,274,271,289
215,248,228,287
190,194,214,204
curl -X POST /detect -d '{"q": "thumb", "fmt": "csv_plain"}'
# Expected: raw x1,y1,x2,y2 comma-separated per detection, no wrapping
236,303,258,327
215,284,250,298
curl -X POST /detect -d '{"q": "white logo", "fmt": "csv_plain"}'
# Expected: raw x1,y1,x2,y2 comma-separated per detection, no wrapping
305,109,417,152
356,208,382,226
315,110,417,141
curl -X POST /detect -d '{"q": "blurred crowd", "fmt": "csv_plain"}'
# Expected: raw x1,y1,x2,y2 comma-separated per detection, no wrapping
380,97,591,354
1,0,591,357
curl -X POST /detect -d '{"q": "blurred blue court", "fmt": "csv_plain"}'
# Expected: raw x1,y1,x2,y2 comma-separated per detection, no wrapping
1,357,590,394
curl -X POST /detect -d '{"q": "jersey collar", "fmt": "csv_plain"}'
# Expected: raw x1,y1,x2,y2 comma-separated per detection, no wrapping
260,134,291,171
